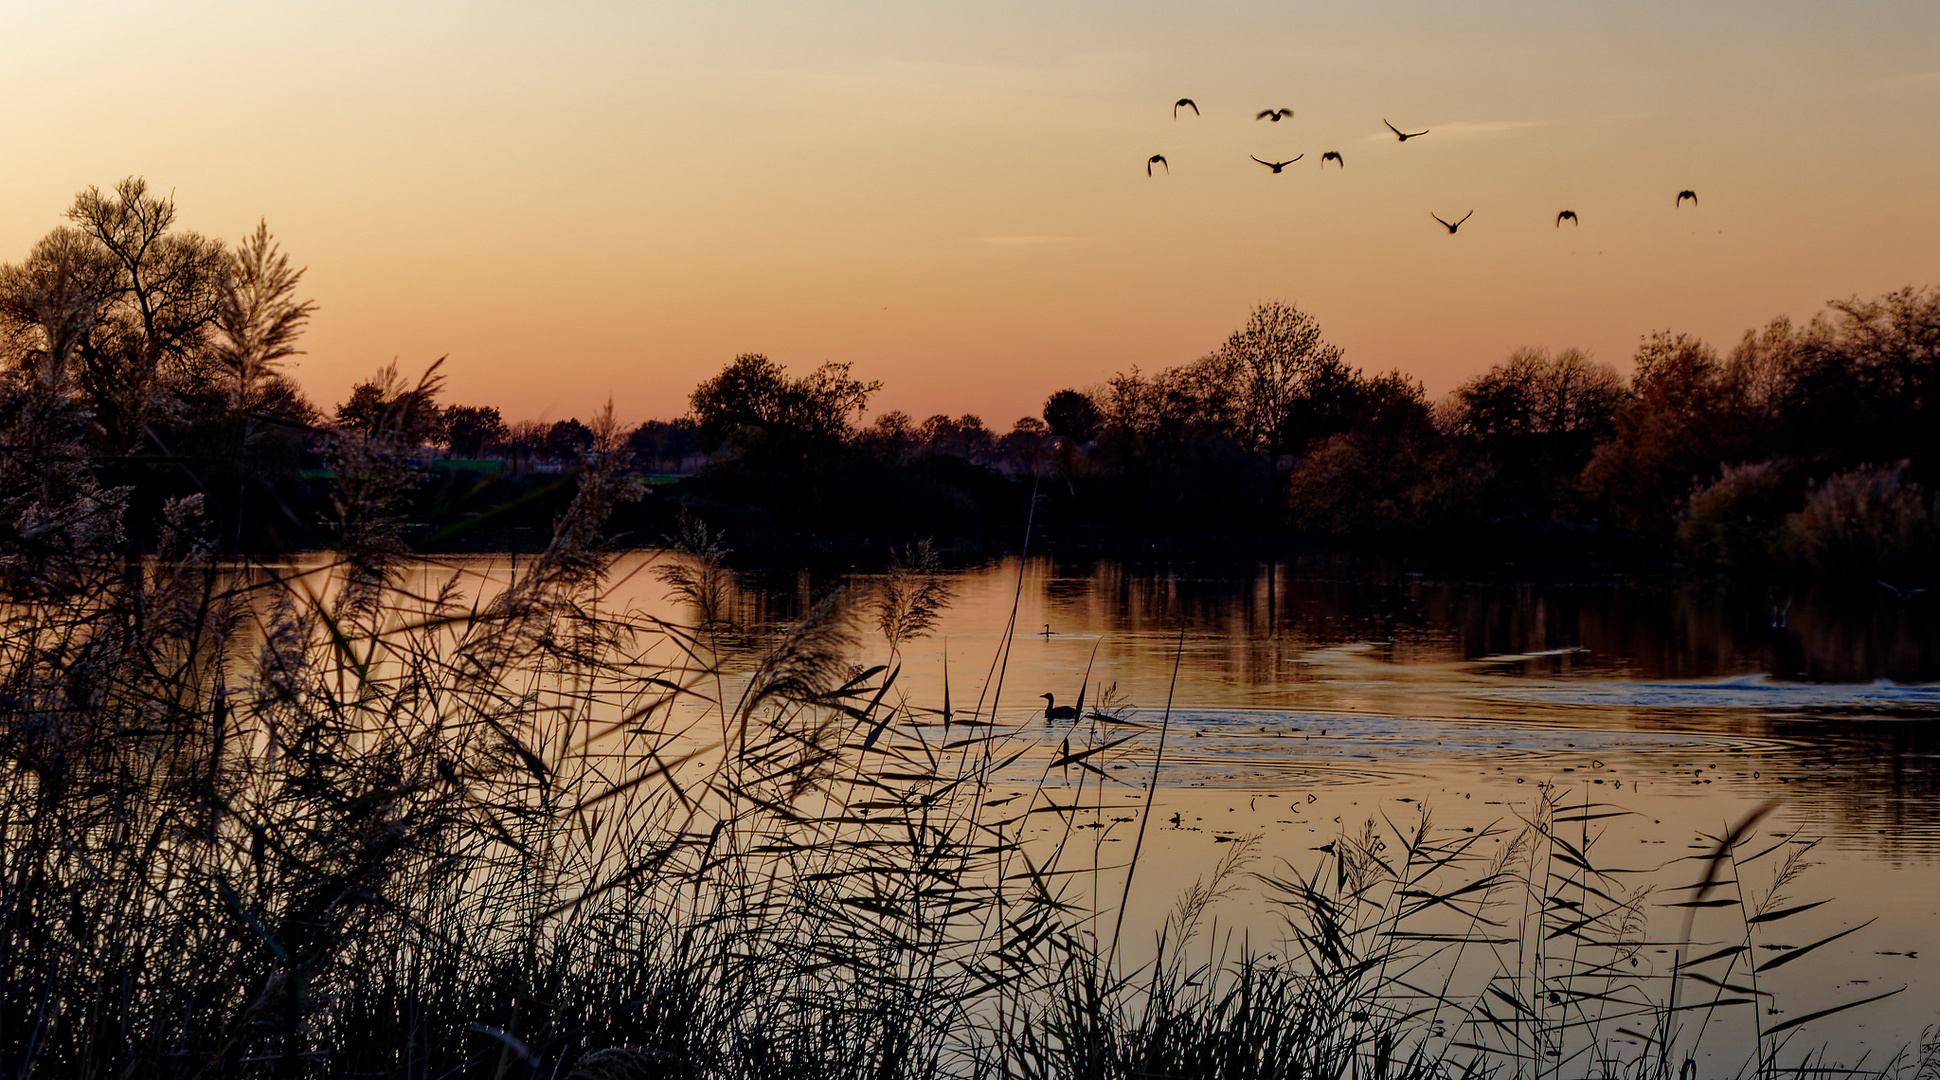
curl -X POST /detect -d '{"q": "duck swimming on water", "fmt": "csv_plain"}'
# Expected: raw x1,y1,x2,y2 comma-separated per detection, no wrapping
1040,693,1079,721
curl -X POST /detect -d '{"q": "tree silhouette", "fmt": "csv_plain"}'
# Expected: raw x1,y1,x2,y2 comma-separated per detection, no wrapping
1453,347,1626,520
689,353,879,453
442,405,507,458
1042,389,1103,443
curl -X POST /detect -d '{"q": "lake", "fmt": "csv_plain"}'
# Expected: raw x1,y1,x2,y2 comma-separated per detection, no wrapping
407,548,1940,1062
627,550,1939,1060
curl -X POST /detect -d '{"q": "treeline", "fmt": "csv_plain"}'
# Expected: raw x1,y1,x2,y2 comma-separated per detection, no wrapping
679,297,1939,582
3,178,1934,581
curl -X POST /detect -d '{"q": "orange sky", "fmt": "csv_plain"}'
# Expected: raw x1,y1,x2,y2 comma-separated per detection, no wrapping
3,0,1936,428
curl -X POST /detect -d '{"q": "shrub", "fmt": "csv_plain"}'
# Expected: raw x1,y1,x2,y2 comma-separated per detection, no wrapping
1782,461,1939,582
1677,460,1795,569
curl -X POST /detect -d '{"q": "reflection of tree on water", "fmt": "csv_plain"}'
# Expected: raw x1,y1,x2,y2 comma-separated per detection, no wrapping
1009,556,1938,683
1756,715,1940,856
679,558,1940,836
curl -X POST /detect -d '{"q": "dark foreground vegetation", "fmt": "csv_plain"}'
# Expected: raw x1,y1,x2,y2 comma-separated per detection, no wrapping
0,177,1931,1077
5,179,1936,582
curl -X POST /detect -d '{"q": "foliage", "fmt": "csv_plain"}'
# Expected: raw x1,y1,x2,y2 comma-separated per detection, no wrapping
1451,347,1627,522
1677,461,1796,570
1042,389,1103,443
689,352,880,453
443,404,509,458
0,179,320,548
1781,462,1939,583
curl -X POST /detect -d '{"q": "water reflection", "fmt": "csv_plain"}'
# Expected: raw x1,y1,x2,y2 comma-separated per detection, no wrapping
683,553,1940,858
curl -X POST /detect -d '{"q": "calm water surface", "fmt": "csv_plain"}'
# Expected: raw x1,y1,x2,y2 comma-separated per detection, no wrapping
398,550,1937,1056
620,552,1940,1056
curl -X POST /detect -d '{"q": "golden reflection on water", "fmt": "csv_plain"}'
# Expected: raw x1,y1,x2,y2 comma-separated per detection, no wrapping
364,550,1938,1057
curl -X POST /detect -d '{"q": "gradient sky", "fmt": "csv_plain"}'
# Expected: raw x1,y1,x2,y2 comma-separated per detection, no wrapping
3,0,1936,427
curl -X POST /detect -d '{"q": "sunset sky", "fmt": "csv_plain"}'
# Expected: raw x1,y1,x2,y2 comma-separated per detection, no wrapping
3,0,1936,427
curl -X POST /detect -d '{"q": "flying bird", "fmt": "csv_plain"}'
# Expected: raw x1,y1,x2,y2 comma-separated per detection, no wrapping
1320,151,1344,168
1676,190,1698,206
1251,154,1303,172
1147,155,1168,176
1556,210,1578,227
1385,119,1429,141
1040,693,1079,721
1256,108,1294,122
1432,210,1474,233
1174,98,1198,118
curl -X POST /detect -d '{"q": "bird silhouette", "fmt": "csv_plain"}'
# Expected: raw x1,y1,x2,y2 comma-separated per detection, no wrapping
1251,154,1303,172
1147,155,1168,176
1676,190,1698,207
1385,119,1429,141
1879,579,1928,600
1432,210,1474,233
1040,693,1079,721
1320,151,1344,168
1556,210,1578,227
1256,108,1294,122
1174,98,1198,118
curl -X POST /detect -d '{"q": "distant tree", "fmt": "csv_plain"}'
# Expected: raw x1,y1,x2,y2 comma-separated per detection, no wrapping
688,353,879,452
1452,347,1627,519
997,417,1052,473
334,364,445,443
0,177,227,456
1772,287,1940,480
505,419,550,465
1042,389,1103,443
1580,332,1756,537
544,418,596,458
1288,373,1484,539
442,404,508,458
1211,300,1355,459
859,410,918,462
626,418,699,469
917,414,993,461
336,373,444,445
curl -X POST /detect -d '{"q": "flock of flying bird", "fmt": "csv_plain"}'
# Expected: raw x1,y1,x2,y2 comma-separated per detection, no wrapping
1151,98,1701,233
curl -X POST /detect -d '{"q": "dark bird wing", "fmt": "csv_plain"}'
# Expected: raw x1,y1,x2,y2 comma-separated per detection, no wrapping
1257,109,1275,120
1455,210,1474,227
1431,212,1453,230
1251,155,1271,167
1285,154,1303,164
1385,119,1404,137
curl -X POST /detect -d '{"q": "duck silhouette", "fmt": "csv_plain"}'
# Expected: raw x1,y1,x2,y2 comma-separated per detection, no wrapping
1676,190,1697,207
1256,108,1294,122
1432,210,1474,233
1251,155,1303,173
1320,151,1344,168
1040,693,1079,721
1174,98,1199,118
1556,210,1578,227
1147,155,1168,176
1384,119,1429,141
